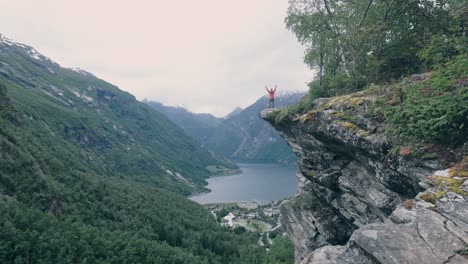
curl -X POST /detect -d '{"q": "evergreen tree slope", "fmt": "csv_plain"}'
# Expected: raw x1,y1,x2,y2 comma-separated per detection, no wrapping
0,34,237,195
0,35,271,263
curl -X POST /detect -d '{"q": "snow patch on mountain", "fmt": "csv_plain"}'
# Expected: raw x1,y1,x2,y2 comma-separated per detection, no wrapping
70,88,94,104
68,67,93,76
0,33,60,66
0,34,15,46
27,48,43,61
276,89,304,97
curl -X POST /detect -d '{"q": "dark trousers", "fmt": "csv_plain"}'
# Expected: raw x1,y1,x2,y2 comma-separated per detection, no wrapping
269,98,274,108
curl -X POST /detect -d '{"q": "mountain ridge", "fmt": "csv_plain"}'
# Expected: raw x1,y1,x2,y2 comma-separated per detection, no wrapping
0,32,238,194
0,33,271,263
145,91,305,164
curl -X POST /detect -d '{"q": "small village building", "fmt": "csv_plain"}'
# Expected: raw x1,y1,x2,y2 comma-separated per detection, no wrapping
222,213,235,227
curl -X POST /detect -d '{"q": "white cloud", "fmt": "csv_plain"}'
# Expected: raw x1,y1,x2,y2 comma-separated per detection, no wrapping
0,0,315,116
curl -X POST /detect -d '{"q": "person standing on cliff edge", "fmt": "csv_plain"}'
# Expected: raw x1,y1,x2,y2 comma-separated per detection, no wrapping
265,85,277,108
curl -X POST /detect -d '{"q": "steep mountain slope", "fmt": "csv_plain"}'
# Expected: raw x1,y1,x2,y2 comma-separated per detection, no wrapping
224,106,243,119
0,33,237,195
143,100,221,145
0,34,268,263
207,92,305,164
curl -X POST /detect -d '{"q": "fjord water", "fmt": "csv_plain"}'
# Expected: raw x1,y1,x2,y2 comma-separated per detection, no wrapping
190,163,298,204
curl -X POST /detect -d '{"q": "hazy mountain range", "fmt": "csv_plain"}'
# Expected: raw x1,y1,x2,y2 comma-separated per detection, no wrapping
146,91,305,164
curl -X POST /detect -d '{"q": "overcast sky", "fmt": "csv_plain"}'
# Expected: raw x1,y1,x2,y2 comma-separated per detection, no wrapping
1,0,315,117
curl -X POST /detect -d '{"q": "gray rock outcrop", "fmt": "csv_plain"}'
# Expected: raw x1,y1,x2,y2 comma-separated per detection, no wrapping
336,193,468,264
261,92,468,263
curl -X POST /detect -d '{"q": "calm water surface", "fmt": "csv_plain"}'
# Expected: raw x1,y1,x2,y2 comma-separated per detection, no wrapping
190,163,298,204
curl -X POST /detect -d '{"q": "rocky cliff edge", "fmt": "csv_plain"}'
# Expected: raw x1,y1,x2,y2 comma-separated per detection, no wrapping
261,91,468,264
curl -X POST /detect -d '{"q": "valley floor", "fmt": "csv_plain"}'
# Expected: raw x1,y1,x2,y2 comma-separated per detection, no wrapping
203,200,288,246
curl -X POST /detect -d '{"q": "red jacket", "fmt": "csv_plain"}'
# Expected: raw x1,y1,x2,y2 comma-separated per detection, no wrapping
266,86,277,99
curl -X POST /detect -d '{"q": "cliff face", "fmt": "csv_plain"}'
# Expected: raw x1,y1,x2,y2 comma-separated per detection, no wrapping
261,91,468,263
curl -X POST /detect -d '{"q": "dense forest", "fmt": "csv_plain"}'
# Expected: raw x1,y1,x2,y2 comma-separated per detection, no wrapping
286,0,466,95
0,37,292,263
277,0,467,147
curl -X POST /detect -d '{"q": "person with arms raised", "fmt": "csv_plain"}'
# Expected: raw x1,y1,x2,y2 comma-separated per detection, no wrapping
265,85,277,108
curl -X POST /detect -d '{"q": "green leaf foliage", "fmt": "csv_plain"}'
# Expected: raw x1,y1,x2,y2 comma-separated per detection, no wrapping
381,54,468,146
286,0,462,97
266,236,295,264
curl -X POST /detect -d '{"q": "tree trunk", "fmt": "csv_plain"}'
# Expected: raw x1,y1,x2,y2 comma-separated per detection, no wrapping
319,44,324,89
322,0,351,77
375,0,393,81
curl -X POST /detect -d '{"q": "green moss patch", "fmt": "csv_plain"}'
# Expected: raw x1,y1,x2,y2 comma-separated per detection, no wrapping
340,121,359,131
419,159,468,204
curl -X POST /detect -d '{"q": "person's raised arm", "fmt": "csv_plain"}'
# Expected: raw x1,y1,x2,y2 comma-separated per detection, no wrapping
265,85,269,92
273,85,277,92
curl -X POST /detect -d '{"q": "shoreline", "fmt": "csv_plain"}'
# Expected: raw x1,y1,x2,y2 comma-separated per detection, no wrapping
187,168,242,199
209,168,243,177
188,162,299,202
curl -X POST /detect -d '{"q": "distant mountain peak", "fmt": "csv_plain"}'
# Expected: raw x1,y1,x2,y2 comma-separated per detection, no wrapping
0,33,52,63
276,89,304,97
0,33,96,77
0,33,16,46
224,106,243,119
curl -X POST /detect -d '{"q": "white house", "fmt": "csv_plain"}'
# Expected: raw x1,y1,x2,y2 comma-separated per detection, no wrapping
222,212,235,227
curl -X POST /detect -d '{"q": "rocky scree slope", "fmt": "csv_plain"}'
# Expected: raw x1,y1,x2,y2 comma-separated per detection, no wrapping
261,89,468,263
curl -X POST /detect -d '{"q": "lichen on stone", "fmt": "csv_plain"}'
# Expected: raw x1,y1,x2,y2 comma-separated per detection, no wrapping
419,160,468,204
340,121,360,131
357,130,370,138
319,93,370,111
419,192,443,204
294,110,318,123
